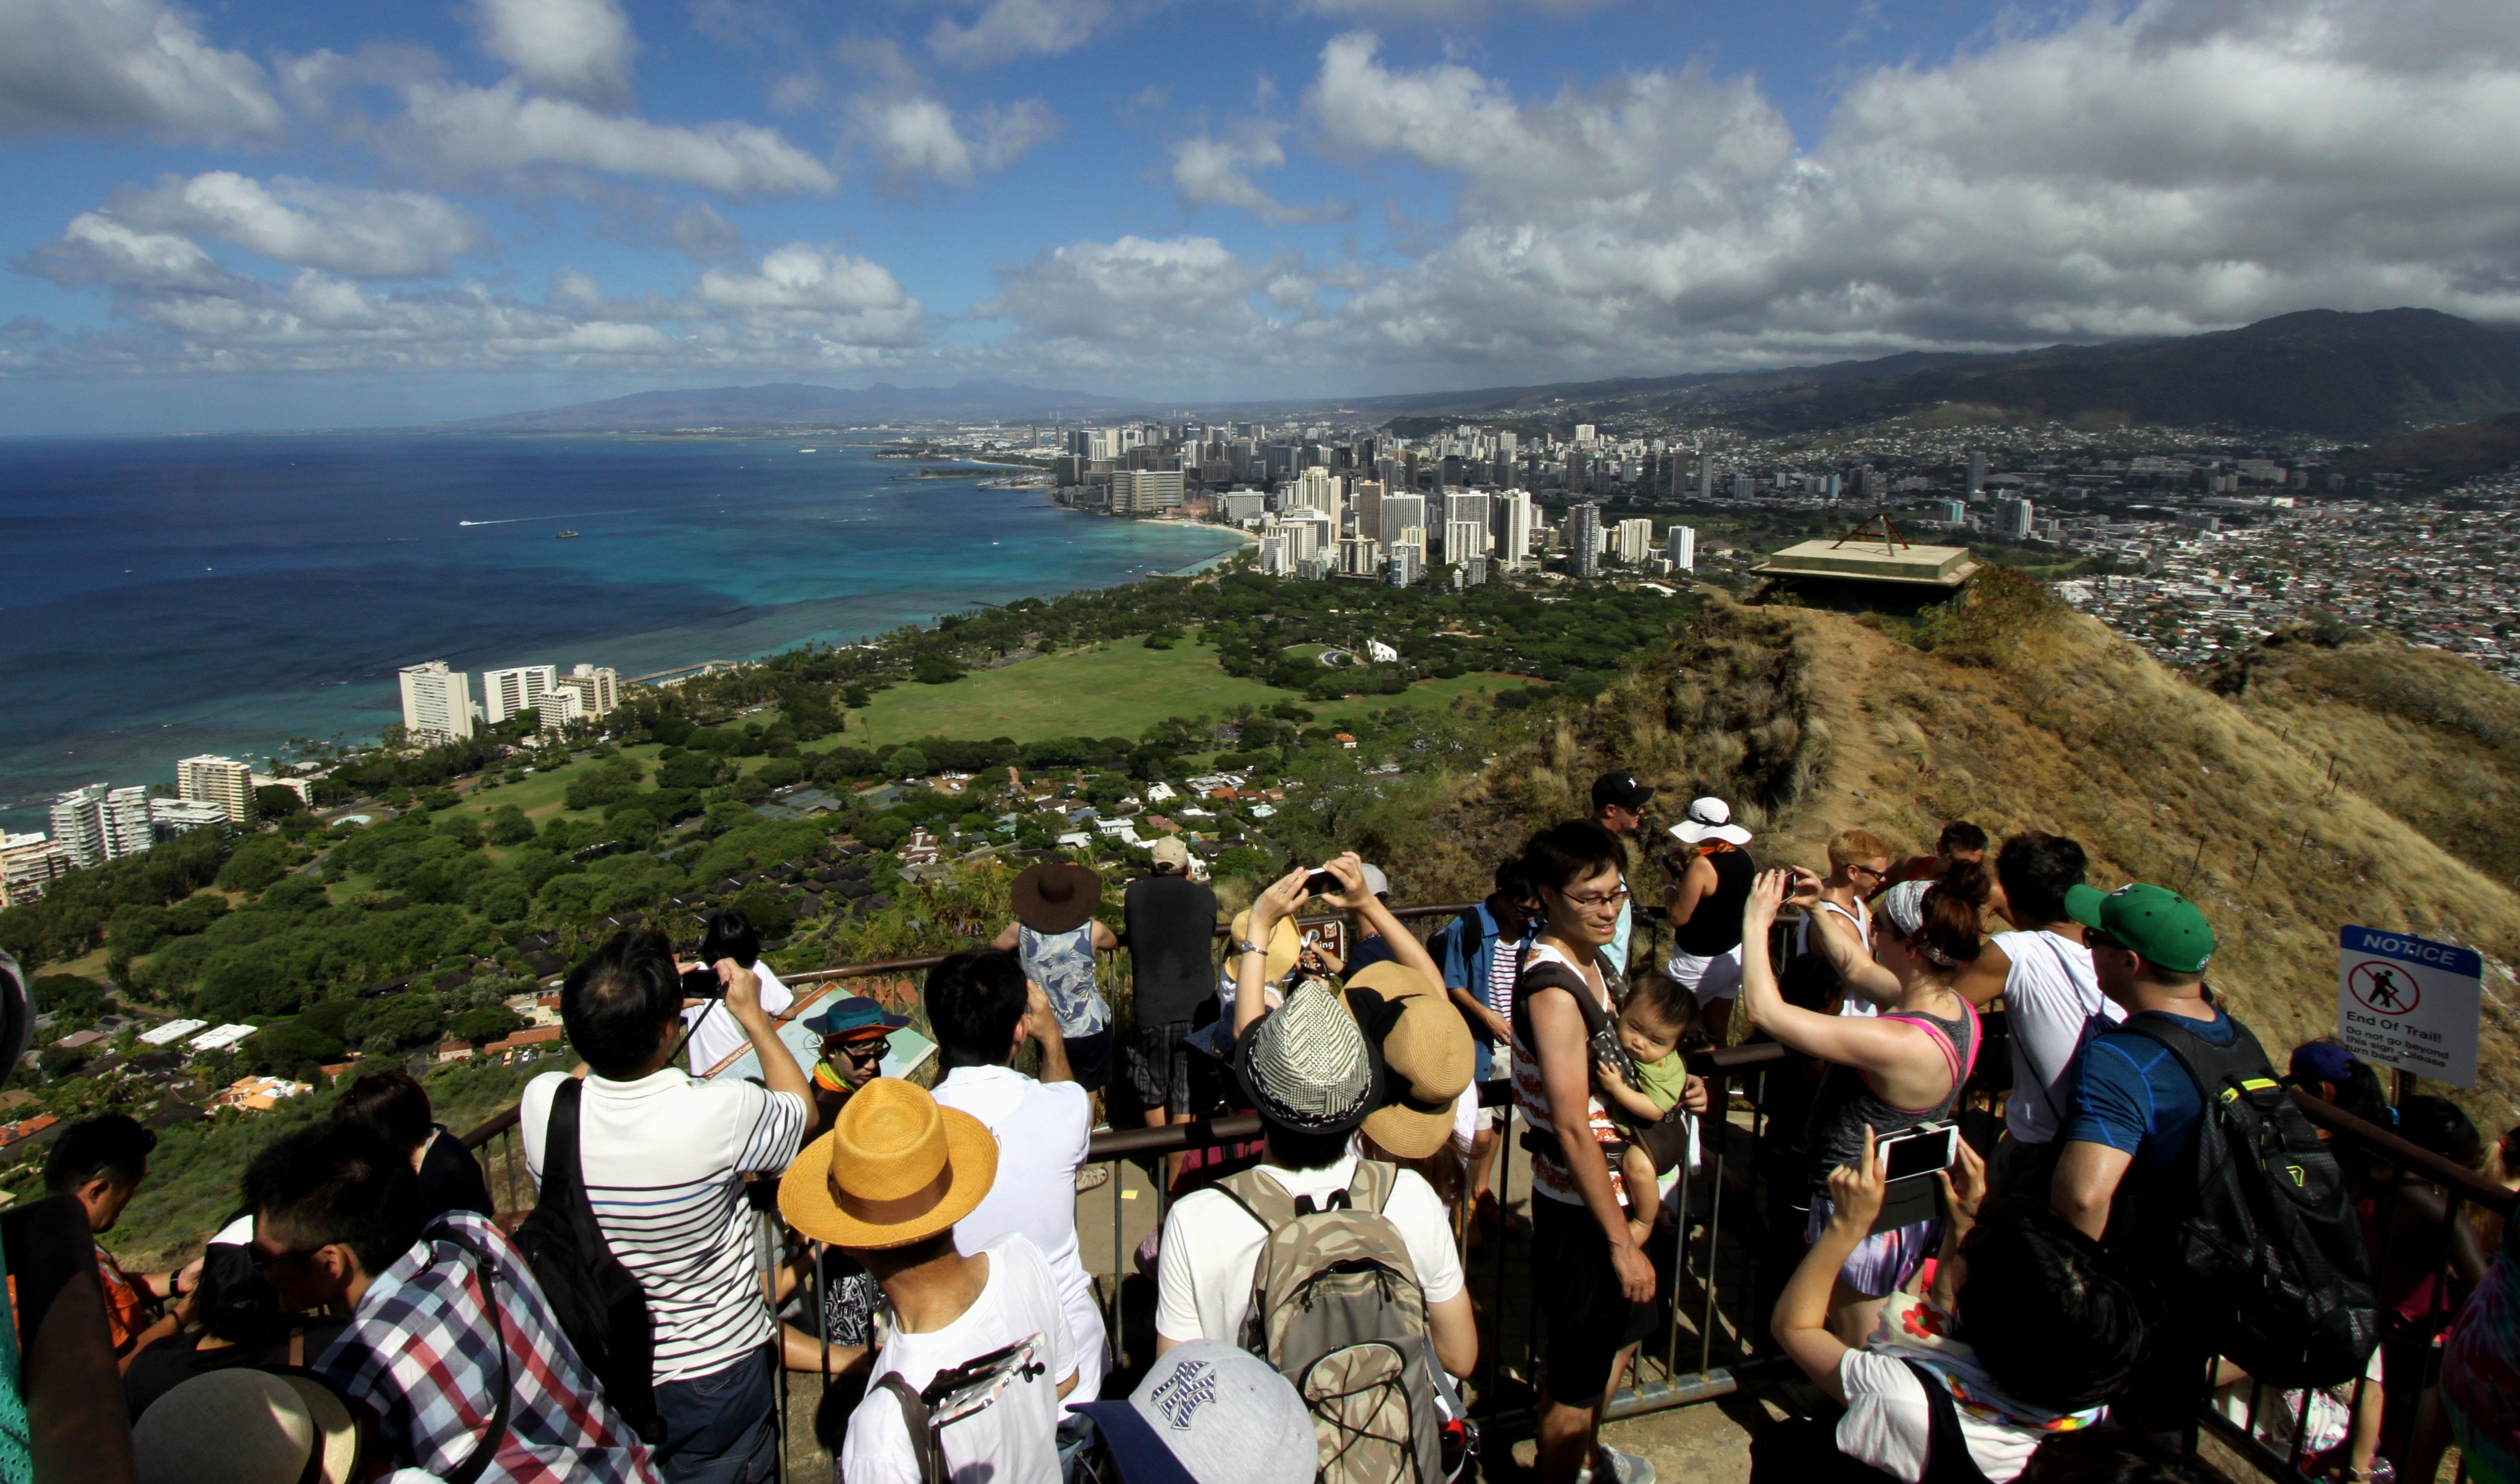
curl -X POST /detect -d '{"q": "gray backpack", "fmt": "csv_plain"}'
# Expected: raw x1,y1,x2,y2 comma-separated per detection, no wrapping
1219,1160,1446,1484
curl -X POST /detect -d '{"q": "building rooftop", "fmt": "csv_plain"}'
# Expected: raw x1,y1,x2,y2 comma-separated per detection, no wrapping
1754,538,1980,587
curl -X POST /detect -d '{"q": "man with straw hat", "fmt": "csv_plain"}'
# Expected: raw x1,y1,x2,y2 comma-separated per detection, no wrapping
783,1079,1078,1484
1151,960,1476,1382
991,861,1119,1095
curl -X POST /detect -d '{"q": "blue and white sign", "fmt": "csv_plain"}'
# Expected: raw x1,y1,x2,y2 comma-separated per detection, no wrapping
2336,926,2481,1087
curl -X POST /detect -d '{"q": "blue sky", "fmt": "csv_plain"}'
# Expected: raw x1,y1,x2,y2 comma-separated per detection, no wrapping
2,0,2516,431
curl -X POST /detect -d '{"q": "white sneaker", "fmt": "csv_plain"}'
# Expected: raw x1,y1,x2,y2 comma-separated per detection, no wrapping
1584,1445,1654,1484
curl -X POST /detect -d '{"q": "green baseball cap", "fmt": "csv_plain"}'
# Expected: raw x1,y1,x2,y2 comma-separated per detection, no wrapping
2063,882,2216,974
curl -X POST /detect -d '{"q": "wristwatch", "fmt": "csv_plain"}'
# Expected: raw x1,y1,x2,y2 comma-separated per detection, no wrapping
1232,938,1266,958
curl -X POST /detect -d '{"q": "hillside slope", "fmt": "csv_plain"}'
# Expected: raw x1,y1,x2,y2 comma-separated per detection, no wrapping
1407,579,2520,1123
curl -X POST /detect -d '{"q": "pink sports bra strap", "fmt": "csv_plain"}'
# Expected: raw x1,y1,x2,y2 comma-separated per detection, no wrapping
1882,1005,1977,1095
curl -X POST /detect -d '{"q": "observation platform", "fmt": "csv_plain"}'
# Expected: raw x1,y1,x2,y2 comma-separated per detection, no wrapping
1752,537,1979,588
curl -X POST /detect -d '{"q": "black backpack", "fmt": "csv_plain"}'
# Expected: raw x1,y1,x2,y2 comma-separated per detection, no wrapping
511,1078,665,1443
2118,1014,2379,1387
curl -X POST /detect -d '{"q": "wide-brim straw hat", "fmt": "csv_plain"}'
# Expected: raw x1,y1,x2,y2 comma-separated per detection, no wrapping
1228,910,1302,984
781,1077,998,1249
1345,963,1475,1159
1012,862,1104,934
137,1369,360,1484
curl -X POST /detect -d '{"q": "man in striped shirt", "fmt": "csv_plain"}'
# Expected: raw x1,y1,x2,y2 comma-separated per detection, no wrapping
525,931,815,1484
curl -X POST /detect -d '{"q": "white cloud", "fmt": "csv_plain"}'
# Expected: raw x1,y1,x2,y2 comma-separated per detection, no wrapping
1169,127,1342,223
392,79,837,198
0,0,280,142
16,212,247,296
926,0,1115,68
850,93,1058,187
106,173,486,278
1292,0,1610,19
981,235,1292,356
470,0,638,108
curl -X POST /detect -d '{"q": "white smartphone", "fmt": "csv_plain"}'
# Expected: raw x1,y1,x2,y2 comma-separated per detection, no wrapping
1877,1123,1960,1182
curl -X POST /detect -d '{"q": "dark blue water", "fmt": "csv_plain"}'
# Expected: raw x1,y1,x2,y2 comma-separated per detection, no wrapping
0,436,1239,830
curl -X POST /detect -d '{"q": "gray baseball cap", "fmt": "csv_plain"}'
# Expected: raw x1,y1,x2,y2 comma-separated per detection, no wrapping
1072,1340,1315,1484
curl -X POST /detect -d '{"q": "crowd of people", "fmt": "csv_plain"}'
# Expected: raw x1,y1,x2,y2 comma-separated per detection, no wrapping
7,774,2518,1484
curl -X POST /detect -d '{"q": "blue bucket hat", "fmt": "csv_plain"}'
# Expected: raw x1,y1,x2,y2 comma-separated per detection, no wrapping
802,995,909,1040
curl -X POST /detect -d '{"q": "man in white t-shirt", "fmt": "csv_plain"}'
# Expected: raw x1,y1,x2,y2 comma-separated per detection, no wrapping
1952,832,2123,1202
526,930,814,1484
922,947,1107,1401
1152,970,1476,1381
779,1078,1078,1484
680,907,794,1077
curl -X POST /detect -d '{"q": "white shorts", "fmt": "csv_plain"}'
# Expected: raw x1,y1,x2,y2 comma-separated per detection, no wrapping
1668,945,1745,1003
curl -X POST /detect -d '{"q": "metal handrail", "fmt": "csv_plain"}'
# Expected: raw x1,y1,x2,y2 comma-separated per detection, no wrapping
2290,1087,2517,1215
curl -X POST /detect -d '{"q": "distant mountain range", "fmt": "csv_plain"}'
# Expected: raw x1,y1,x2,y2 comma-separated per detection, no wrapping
447,379,1150,430
1359,309,2520,440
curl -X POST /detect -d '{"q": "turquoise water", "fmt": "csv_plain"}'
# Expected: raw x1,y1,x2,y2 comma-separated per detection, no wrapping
0,436,1239,830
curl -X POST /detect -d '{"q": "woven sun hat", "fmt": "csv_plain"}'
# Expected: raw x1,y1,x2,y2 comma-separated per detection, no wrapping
137,1369,361,1484
1234,977,1380,1135
781,1077,998,1250
1667,796,1753,847
1227,910,1302,985
1347,971,1475,1159
1012,861,1104,934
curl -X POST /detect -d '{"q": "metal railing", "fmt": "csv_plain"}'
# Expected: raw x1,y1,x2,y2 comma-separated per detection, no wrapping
451,911,2512,1484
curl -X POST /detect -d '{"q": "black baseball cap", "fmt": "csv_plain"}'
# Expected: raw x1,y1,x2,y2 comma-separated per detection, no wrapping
1591,772,1654,812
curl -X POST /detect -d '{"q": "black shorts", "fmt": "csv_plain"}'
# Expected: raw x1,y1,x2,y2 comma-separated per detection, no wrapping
1063,1028,1114,1093
1529,1193,1658,1407
1128,1020,1193,1115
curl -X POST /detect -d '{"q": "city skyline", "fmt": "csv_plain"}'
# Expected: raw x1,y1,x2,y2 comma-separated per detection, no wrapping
3,0,2518,433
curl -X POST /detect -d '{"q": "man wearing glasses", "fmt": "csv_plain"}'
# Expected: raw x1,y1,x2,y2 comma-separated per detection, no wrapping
803,997,910,1123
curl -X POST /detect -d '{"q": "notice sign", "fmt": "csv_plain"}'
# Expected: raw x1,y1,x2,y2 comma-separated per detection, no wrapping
2336,926,2481,1088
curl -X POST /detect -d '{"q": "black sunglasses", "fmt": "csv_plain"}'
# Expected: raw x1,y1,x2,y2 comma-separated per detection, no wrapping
822,1038,887,1062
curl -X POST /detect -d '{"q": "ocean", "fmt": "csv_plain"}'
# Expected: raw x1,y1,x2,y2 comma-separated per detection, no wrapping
0,435,1240,831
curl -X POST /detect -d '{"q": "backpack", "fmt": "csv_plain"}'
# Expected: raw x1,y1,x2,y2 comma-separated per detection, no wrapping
1218,1160,1447,1484
511,1077,665,1443
2118,1014,2380,1387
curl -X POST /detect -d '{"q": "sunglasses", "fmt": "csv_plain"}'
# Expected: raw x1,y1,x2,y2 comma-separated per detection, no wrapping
821,1038,888,1063
2086,929,2126,952
250,1243,322,1273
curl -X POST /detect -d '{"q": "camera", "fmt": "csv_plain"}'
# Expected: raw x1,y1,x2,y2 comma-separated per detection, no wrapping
679,963,725,1000
1302,869,1339,896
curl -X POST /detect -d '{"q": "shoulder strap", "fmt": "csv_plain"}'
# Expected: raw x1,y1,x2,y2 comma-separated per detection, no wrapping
1216,1167,1301,1234
2115,1012,2273,1101
1882,1013,1968,1092
1346,1159,1396,1217
876,1373,948,1484
2017,936,2100,1124
1511,957,1612,1049
435,1224,514,1484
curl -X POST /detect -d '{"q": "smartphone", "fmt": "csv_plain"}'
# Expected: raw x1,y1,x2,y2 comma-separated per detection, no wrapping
1877,1123,1959,1182
1302,869,1339,896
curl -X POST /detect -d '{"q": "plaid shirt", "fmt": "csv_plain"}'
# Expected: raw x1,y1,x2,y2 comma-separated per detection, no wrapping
315,1211,659,1484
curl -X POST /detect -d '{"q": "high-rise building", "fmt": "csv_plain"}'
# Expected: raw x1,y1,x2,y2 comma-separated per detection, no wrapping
1443,492,1491,552
1257,533,1292,575
104,787,153,859
1110,469,1185,515
1614,518,1653,565
1933,499,1968,525
176,754,256,824
1352,480,1386,541
1290,467,1342,524
1666,524,1698,572
1,833,74,907
1996,497,2036,538
1380,494,1427,549
1386,542,1423,587
1444,519,1486,567
482,665,558,726
1569,503,1604,577
1282,511,1335,564
552,664,620,722
1337,536,1383,577
151,798,231,840
1462,555,1488,587
398,661,476,742
1495,489,1535,568
1219,491,1269,522
1696,456,1714,501
1967,451,1988,493
49,786,110,869
1732,474,1756,500
1574,424,1597,445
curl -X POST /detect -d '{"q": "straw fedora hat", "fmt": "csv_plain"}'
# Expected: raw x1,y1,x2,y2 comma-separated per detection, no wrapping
137,1369,361,1484
1012,862,1103,934
1228,909,1301,985
781,1077,998,1249
1345,965,1474,1160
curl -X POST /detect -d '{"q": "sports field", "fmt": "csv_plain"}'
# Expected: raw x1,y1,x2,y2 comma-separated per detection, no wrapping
842,639,1537,746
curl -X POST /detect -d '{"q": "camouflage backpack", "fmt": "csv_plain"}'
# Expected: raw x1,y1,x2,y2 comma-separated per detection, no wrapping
1218,1160,1446,1484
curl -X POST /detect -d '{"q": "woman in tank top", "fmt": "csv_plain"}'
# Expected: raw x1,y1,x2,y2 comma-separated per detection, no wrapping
1740,862,1986,1345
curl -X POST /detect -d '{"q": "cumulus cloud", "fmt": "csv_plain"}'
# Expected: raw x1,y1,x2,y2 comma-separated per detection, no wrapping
11,229,928,377
850,93,1058,187
980,235,1296,360
0,0,280,142
470,0,638,108
927,0,1115,68
391,79,836,197
102,173,486,278
1170,128,1343,223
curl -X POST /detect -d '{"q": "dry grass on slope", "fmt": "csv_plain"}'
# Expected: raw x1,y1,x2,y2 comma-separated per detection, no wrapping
1428,575,2520,1127
2207,626,2520,893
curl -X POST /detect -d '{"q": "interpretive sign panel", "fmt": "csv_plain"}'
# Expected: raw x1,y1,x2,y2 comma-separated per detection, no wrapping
2336,925,2480,1088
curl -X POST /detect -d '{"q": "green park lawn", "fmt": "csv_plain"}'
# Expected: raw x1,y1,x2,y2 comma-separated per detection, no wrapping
840,640,1290,748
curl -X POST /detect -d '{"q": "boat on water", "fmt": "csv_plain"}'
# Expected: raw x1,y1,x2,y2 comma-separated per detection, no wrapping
557,530,579,539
